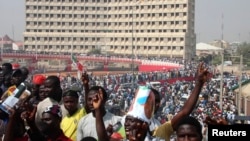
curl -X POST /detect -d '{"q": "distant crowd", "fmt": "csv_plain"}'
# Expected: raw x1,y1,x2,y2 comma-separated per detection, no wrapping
0,61,248,141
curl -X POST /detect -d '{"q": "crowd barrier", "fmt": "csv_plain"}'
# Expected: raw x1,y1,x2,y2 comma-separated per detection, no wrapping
138,64,181,72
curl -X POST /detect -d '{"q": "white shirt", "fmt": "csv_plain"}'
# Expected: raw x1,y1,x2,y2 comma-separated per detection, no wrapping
145,117,165,141
77,111,122,141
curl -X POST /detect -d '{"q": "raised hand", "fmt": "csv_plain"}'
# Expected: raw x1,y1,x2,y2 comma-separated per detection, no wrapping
82,71,91,113
21,105,37,125
93,89,104,110
81,71,89,85
204,116,228,125
7,107,17,119
196,62,210,84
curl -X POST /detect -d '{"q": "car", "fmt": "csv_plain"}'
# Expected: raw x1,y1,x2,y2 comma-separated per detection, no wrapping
117,83,139,92
179,94,189,106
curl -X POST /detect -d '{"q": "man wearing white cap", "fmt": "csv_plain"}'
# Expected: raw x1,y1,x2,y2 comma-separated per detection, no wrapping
124,86,155,141
93,86,155,141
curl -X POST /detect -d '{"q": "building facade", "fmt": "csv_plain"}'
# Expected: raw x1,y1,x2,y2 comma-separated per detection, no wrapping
24,0,196,60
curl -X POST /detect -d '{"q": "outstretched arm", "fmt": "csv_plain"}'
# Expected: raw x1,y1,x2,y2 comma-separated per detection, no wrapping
4,108,16,141
171,62,210,130
81,71,91,113
94,89,110,141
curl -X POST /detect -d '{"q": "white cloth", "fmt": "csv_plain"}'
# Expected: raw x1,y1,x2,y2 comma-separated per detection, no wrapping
77,111,122,141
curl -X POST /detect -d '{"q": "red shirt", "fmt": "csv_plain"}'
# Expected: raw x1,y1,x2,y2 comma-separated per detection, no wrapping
14,135,29,141
46,131,72,141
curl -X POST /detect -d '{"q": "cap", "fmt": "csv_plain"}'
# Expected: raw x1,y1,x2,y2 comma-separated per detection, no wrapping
12,63,20,70
33,74,46,85
127,86,155,123
42,105,62,118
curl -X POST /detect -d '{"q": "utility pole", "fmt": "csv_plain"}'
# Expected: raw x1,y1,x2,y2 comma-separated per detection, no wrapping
131,5,135,91
219,13,224,110
1,37,3,61
219,51,224,110
238,54,242,115
35,35,37,60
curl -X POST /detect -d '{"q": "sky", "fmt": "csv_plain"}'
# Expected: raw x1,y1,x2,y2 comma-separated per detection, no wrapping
0,0,250,43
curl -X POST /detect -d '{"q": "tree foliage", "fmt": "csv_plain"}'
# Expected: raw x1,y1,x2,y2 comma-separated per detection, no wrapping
237,42,250,67
87,48,101,55
237,42,250,56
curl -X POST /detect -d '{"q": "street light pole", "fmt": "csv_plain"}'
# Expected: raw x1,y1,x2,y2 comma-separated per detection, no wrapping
1,37,3,61
35,35,37,60
220,13,224,111
131,5,135,90
219,51,224,110
238,54,242,115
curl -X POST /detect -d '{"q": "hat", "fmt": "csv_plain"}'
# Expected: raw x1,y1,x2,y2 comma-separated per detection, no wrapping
33,75,46,85
12,63,20,70
127,86,155,123
42,105,62,118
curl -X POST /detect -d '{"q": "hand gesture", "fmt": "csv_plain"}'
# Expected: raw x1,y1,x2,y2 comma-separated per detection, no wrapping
21,105,37,124
196,62,210,84
106,124,114,137
204,116,228,125
7,107,17,119
81,71,89,85
93,89,104,110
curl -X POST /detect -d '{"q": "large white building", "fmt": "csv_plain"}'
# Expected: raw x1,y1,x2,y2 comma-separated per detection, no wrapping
23,0,196,60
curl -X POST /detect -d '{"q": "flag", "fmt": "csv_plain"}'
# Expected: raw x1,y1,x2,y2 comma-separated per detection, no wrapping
12,43,19,50
71,54,83,72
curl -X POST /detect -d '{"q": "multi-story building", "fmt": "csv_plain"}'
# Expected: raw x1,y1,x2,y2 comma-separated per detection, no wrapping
24,0,196,60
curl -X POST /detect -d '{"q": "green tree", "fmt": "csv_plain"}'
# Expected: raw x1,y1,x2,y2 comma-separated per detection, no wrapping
237,42,250,68
87,48,101,55
237,42,250,56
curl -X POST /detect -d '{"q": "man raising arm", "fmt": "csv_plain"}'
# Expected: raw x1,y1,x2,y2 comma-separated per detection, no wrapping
153,62,210,141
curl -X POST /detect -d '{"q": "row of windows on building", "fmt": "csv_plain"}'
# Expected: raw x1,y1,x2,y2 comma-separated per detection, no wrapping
26,29,188,33
25,37,185,42
28,0,186,3
26,3,187,10
25,45,184,50
26,12,187,18
26,21,188,27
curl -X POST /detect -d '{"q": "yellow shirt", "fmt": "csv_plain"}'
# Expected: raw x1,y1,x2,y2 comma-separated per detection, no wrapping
1,85,16,101
61,108,87,141
153,121,174,141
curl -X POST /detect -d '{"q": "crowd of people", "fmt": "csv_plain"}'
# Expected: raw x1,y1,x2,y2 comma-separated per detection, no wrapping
0,61,248,141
